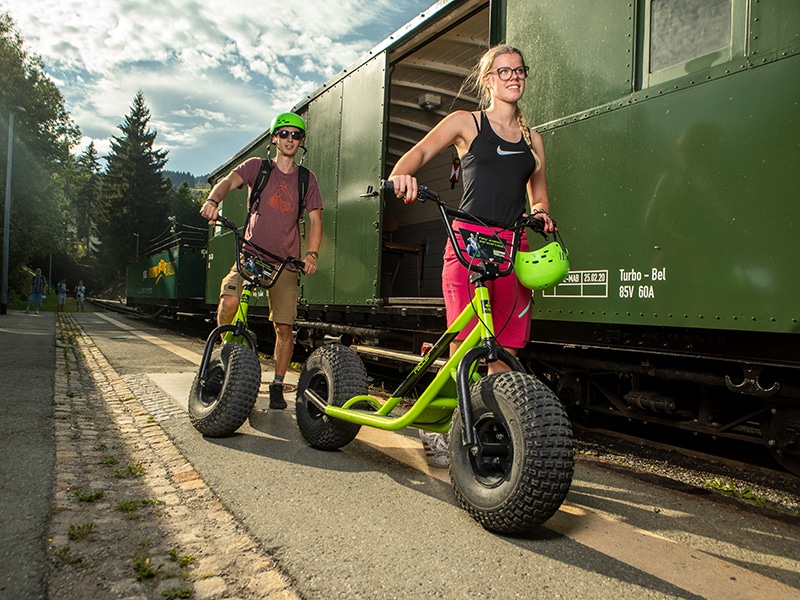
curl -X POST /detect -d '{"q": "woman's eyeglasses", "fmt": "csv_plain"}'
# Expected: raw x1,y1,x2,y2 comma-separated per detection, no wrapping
487,66,530,81
276,129,304,140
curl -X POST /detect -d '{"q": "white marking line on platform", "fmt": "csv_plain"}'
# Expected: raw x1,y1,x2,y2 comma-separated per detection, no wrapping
95,313,203,364
548,505,795,600
359,426,796,600
146,372,194,411
92,313,797,599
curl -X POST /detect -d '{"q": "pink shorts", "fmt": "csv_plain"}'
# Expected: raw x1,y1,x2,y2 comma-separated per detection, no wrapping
442,221,532,349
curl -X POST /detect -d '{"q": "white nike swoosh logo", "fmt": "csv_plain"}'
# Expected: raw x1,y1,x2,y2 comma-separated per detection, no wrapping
496,145,525,156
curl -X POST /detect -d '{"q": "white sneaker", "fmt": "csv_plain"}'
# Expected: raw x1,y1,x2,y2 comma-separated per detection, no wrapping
419,430,449,468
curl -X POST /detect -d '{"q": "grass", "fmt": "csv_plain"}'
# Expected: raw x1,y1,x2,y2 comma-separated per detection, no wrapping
132,553,160,580
74,489,104,502
705,478,767,504
111,461,146,479
13,290,96,314
116,498,165,519
162,587,192,599
54,545,84,568
68,522,96,541
169,547,196,568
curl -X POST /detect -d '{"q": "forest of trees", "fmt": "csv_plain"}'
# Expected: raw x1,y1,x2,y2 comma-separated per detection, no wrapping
164,170,211,190
0,12,209,300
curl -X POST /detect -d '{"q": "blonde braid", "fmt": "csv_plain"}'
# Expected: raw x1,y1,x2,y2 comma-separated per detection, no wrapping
516,109,541,173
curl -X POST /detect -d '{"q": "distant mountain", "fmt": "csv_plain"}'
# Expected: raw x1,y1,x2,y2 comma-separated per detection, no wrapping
163,170,211,189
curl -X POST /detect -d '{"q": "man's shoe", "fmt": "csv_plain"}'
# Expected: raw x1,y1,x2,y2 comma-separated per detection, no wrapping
269,383,287,409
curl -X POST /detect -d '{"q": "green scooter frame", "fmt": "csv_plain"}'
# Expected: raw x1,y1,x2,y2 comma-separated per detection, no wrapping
296,182,574,534
188,215,305,438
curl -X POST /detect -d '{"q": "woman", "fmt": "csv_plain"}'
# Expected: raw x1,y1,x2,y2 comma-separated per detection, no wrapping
388,44,555,467
56,278,68,313
75,280,86,312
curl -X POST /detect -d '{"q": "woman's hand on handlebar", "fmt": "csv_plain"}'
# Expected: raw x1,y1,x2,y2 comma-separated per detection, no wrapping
531,208,556,233
388,174,418,204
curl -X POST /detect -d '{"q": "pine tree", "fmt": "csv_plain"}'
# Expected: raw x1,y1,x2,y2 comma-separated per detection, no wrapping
170,181,208,234
97,91,171,280
73,141,102,259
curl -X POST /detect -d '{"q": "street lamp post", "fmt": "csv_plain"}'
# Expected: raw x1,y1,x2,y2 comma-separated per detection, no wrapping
133,233,140,261
1,105,26,315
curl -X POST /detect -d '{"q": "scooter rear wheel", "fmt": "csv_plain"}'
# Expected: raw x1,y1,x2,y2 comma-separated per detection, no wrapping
188,343,261,437
450,371,574,534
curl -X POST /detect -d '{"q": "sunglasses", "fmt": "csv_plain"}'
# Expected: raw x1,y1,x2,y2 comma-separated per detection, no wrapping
275,129,304,141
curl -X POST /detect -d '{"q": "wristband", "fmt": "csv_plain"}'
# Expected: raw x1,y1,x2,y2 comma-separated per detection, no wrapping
206,198,219,207
305,251,319,260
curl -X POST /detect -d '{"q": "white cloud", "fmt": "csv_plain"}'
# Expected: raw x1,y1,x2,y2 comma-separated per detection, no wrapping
1,0,433,173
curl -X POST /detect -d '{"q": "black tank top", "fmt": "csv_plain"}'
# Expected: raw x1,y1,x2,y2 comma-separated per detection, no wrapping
459,111,537,226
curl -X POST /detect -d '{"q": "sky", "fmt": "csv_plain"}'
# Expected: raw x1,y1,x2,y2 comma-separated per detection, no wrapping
1,0,435,175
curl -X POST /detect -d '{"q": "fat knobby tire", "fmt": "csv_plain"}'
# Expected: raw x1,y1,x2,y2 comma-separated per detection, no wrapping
295,344,368,450
449,371,574,534
188,343,261,437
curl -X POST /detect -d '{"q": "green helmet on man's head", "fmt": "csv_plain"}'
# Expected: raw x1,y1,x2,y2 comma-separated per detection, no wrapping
270,112,306,135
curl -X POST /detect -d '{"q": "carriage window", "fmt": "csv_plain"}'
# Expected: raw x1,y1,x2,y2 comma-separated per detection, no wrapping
647,0,732,74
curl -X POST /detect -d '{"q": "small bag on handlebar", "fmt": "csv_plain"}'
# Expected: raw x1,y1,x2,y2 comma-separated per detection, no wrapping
456,225,513,266
241,251,277,287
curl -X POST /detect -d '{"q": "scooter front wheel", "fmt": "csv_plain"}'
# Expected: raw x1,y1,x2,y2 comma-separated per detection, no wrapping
296,344,368,450
450,371,574,534
188,343,261,437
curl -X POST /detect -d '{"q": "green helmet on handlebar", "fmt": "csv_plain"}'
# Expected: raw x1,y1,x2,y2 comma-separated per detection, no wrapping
514,237,570,290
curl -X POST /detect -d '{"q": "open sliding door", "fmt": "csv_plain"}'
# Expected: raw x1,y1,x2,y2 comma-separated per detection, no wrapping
299,54,388,306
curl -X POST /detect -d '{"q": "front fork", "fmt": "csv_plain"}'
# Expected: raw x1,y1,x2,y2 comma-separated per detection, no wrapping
198,287,258,383
454,283,521,455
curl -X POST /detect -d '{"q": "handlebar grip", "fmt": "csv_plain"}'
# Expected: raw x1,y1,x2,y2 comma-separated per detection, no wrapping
215,215,235,231
379,179,441,203
528,216,546,233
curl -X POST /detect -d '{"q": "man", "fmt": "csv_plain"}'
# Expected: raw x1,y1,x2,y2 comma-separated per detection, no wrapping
200,112,323,409
24,268,46,314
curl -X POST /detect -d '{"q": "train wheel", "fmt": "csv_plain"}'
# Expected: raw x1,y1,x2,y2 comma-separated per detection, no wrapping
762,407,800,477
295,344,368,450
188,343,261,437
449,372,574,534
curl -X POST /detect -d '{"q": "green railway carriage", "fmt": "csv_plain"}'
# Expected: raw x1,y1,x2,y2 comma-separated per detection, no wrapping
125,231,206,317
199,0,800,472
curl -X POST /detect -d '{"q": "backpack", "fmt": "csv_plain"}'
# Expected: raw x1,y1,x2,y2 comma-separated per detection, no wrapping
247,159,310,226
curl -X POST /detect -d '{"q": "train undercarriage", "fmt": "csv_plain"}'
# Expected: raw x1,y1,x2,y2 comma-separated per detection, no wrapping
120,295,800,478
293,302,800,477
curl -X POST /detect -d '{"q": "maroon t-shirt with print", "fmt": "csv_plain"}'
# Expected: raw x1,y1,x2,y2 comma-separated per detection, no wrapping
233,157,323,266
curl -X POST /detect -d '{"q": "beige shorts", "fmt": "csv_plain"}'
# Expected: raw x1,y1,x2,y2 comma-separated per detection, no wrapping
219,264,298,325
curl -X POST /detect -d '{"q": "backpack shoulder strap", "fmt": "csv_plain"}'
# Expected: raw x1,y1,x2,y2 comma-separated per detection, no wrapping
248,159,273,214
297,166,310,222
